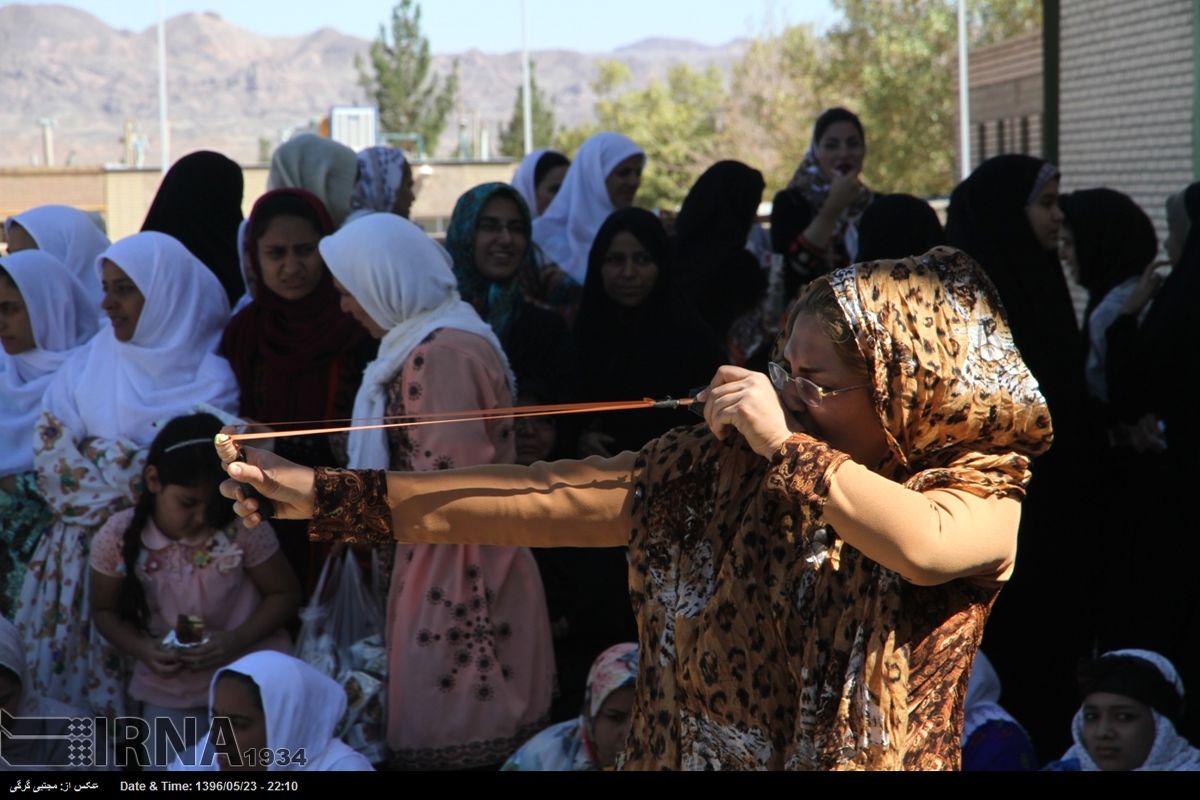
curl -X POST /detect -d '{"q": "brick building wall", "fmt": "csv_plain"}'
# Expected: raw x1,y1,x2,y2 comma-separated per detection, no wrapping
1059,0,1193,245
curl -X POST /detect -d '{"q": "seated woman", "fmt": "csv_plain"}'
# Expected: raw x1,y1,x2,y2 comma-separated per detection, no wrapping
1,615,96,771
220,246,1051,770
4,204,110,299
172,651,373,772
503,643,638,771
0,252,99,617
1043,649,1200,771
18,231,237,717
961,650,1037,771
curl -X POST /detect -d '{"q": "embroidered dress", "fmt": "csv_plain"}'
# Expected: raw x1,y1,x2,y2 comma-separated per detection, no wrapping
317,215,554,769
339,329,554,769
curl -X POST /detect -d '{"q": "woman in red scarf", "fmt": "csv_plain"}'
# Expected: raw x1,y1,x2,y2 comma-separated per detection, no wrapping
220,189,375,593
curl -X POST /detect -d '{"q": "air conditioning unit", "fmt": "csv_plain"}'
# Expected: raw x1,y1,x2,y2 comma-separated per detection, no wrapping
329,106,378,152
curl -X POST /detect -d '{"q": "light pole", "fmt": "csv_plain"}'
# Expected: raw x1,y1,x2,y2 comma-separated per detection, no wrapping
157,0,170,172
957,0,971,179
521,0,533,154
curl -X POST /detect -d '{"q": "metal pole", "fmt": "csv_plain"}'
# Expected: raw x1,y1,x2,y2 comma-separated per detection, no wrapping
157,0,170,172
521,0,533,154
957,0,971,179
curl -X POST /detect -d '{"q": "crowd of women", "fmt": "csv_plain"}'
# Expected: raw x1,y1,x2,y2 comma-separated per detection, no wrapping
0,107,1196,772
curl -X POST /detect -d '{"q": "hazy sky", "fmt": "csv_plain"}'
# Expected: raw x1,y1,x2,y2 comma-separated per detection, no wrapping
11,0,841,52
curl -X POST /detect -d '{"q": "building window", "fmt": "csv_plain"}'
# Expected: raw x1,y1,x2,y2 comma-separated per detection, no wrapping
1020,117,1030,153
997,119,1006,153
977,123,987,165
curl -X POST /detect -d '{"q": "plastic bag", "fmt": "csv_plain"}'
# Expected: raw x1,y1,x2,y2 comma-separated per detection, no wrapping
294,547,390,765
295,548,384,679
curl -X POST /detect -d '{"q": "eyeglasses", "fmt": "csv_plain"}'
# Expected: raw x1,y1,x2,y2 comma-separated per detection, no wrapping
767,361,869,408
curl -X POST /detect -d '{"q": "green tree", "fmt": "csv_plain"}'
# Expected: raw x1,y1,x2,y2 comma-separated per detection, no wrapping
721,24,827,198
499,63,557,157
557,60,727,210
356,0,458,157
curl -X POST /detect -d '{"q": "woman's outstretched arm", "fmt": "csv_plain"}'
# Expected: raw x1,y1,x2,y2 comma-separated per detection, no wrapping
219,444,636,549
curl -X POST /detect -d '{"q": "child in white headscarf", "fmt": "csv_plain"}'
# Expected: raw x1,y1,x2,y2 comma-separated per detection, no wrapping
172,651,373,771
1044,649,1200,771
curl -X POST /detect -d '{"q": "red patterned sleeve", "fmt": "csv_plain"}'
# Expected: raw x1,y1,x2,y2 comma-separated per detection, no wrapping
307,467,395,544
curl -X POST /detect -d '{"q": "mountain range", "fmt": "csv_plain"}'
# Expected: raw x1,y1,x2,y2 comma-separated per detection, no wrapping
0,3,747,166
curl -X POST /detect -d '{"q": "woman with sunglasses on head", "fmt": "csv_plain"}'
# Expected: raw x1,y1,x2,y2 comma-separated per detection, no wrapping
219,246,1051,771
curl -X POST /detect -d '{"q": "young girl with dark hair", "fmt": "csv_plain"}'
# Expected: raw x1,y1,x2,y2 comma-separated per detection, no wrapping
90,413,299,766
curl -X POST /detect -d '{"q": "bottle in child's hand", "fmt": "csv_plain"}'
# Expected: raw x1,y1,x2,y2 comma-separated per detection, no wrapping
176,613,205,644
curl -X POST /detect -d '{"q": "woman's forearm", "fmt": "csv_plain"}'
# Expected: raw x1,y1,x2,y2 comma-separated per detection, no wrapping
309,453,639,548
768,436,1020,586
799,206,840,251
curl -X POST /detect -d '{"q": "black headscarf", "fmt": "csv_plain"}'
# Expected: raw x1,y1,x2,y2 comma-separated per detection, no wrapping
1058,188,1157,317
575,208,727,454
855,193,946,263
141,150,245,306
1078,654,1185,727
1125,181,1200,460
945,154,1085,452
672,160,767,341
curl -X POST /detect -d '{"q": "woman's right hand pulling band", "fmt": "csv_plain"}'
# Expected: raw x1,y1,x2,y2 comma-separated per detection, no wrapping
217,444,318,528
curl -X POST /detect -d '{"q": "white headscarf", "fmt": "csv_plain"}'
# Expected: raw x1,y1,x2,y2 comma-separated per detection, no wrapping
962,650,1026,744
346,146,408,223
0,252,100,476
511,147,550,218
532,132,643,284
1057,648,1200,771
230,218,253,314
267,134,357,228
174,652,373,771
511,148,569,219
319,214,515,470
4,205,109,300
41,232,237,446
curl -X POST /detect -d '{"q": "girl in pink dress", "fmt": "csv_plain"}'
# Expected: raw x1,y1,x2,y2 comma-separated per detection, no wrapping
89,413,299,768
318,213,554,770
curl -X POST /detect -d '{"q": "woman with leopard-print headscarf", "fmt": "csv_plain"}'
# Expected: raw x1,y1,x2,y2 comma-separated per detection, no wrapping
219,245,1051,771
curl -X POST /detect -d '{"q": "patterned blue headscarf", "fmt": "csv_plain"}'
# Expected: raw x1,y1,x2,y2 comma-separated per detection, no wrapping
445,182,537,342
